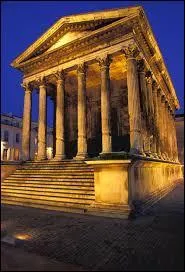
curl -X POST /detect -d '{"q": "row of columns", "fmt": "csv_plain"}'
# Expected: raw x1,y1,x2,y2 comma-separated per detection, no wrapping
21,43,179,162
134,57,178,161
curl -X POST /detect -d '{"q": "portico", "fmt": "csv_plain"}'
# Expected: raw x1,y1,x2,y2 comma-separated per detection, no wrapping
19,46,179,163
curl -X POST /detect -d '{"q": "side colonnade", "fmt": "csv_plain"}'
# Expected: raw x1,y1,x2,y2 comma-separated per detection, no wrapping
21,43,179,163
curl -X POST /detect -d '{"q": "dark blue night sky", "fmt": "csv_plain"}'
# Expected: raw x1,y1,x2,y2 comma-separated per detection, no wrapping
1,1,184,127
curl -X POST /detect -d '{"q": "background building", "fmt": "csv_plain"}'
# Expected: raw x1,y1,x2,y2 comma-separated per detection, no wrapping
1,113,53,161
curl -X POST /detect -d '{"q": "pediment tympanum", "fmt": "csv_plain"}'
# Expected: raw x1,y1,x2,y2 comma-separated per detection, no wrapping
46,31,92,52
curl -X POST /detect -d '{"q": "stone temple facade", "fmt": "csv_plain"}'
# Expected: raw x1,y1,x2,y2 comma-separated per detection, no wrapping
2,6,183,217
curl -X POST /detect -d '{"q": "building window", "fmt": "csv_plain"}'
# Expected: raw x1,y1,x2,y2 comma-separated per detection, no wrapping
4,130,9,142
16,133,20,143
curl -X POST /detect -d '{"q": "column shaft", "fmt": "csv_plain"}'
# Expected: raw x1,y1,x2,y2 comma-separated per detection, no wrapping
76,63,87,159
146,74,157,157
124,46,143,154
52,95,56,158
99,56,112,154
37,83,47,160
21,84,32,161
171,112,179,162
167,106,173,161
137,60,148,155
152,82,161,158
161,95,167,159
54,73,66,160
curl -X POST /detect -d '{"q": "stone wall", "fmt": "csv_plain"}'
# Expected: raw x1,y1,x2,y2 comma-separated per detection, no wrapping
86,158,183,217
1,162,22,182
129,160,183,204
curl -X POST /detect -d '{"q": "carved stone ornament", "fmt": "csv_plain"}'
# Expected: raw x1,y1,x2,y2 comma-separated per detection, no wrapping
145,70,153,84
21,82,32,92
36,76,47,87
96,55,112,70
161,95,166,103
137,59,145,72
77,62,87,74
152,80,158,92
54,70,65,81
122,43,139,59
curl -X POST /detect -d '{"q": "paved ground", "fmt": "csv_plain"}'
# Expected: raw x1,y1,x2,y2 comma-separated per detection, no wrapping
1,181,184,271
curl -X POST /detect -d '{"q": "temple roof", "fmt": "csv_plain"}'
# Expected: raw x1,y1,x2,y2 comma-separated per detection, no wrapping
11,6,141,66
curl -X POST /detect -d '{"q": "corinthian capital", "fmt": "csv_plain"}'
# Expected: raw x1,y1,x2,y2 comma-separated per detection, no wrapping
152,80,158,92
77,62,87,74
97,55,112,70
145,70,153,84
21,82,32,92
36,76,47,87
137,59,145,72
122,43,139,59
54,70,66,81
161,94,166,103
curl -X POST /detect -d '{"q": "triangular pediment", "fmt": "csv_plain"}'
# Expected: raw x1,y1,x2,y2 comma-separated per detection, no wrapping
46,30,93,52
11,6,142,67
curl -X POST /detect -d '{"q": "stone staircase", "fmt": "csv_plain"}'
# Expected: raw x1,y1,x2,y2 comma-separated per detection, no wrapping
1,160,95,213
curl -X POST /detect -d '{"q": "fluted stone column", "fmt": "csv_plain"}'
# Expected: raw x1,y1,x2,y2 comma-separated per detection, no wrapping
164,101,170,160
37,78,47,160
137,59,148,156
145,72,155,157
52,95,56,158
169,109,175,161
75,63,87,159
157,90,164,159
98,55,112,154
152,81,161,158
161,95,167,160
123,45,143,155
171,111,179,162
21,83,32,161
167,105,173,161
54,71,66,160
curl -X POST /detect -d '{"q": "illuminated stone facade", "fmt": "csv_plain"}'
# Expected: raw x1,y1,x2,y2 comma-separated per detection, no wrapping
8,6,183,215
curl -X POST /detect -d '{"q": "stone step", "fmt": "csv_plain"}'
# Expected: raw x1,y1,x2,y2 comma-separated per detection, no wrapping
1,200,86,214
1,197,91,210
1,192,95,203
2,159,95,213
15,169,94,173
2,179,94,186
2,183,94,189
11,172,94,177
4,174,94,181
23,161,87,166
20,166,93,170
2,187,95,195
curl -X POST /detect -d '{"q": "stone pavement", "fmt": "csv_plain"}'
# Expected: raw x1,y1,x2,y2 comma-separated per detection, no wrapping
1,181,184,271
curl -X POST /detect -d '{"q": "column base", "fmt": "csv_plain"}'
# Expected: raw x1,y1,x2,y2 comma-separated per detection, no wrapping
152,152,158,158
157,153,163,159
53,154,66,161
144,151,154,158
36,156,47,161
74,153,88,160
